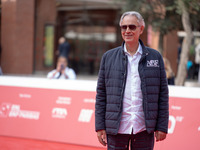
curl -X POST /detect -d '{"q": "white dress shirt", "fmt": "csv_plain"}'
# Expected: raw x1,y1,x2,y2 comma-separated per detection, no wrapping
47,67,76,80
118,43,146,134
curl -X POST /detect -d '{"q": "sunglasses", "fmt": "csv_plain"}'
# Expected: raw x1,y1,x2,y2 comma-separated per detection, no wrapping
120,24,141,31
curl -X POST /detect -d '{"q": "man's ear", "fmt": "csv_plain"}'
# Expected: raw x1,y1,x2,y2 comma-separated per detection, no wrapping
140,26,144,34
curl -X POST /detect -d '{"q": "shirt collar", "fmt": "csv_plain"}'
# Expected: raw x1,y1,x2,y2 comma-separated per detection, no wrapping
124,42,143,56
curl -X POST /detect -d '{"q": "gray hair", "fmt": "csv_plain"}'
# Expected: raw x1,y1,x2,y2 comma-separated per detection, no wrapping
119,11,145,28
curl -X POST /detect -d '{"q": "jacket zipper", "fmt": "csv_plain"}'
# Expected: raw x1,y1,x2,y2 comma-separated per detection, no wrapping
139,52,148,125
117,55,128,132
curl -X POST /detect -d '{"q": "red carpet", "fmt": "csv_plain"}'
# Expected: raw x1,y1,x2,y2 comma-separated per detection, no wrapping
0,136,106,150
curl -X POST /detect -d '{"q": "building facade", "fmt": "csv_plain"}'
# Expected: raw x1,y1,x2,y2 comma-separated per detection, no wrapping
1,0,178,75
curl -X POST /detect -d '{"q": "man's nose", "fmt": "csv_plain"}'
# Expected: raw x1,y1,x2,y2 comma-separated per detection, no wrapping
125,27,131,32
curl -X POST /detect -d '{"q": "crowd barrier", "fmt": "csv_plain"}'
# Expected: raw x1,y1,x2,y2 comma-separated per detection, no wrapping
0,76,200,150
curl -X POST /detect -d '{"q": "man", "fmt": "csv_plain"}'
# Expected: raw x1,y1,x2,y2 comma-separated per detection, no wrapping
57,37,70,59
47,56,76,79
95,11,169,150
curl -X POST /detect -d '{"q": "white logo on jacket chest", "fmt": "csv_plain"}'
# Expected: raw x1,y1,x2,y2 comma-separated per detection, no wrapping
147,60,159,67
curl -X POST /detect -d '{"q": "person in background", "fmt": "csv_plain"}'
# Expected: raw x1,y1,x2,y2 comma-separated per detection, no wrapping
57,37,70,59
95,11,169,150
163,57,175,85
177,41,182,65
195,42,200,83
0,67,3,75
47,56,76,79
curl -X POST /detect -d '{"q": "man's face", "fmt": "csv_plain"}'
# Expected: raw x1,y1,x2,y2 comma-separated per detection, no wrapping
120,15,144,44
57,57,67,71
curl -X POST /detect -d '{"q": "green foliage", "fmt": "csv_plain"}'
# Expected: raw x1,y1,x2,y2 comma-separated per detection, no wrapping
175,0,200,14
123,0,200,34
175,0,200,31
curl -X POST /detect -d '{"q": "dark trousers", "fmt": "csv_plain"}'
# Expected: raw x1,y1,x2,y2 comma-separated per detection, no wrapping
107,131,154,150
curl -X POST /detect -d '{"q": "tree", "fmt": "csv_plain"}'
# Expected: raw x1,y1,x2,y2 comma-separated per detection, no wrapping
175,0,199,85
122,0,200,85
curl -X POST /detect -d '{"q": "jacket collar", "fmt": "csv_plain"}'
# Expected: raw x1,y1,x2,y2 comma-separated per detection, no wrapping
139,39,149,56
121,39,149,56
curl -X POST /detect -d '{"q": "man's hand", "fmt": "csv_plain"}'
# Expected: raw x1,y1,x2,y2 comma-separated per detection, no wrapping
97,130,107,146
155,131,167,142
56,64,61,72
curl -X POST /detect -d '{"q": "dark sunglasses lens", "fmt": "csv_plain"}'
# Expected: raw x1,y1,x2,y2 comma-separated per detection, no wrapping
121,25,127,30
121,25,137,31
129,25,137,30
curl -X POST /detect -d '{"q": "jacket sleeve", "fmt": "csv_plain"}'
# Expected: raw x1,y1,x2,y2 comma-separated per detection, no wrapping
95,54,107,132
156,55,169,133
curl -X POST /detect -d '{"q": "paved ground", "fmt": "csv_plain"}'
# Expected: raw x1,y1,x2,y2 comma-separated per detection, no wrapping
0,136,106,150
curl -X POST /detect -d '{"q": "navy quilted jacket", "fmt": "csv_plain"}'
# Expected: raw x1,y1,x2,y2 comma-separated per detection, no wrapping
95,40,169,135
